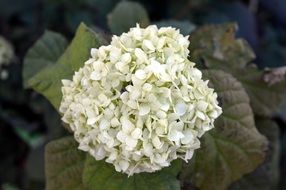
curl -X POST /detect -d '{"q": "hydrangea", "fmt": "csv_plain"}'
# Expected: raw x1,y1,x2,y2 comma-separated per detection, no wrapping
59,24,222,175
0,36,14,80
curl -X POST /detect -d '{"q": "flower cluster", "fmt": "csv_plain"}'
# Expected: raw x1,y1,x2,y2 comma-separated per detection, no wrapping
59,24,222,175
0,36,14,80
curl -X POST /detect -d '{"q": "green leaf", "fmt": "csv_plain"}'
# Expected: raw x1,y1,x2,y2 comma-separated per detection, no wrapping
57,23,107,72
23,31,68,88
82,155,181,190
230,119,280,190
189,23,255,70
189,23,286,116
27,63,73,110
108,1,150,35
181,70,268,190
235,67,286,117
46,137,181,190
45,137,87,190
24,23,105,109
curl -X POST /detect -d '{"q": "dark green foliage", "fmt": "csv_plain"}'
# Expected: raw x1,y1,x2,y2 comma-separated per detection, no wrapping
189,23,286,117
108,1,150,35
23,23,105,109
230,119,280,190
181,70,268,190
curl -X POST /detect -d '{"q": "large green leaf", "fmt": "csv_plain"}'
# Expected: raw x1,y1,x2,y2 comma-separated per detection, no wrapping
46,136,181,190
189,23,286,116
27,63,73,110
56,23,107,72
230,119,280,190
235,67,286,117
45,137,87,190
82,155,181,190
181,70,268,190
23,31,68,88
189,23,255,70
108,1,150,35
24,23,105,109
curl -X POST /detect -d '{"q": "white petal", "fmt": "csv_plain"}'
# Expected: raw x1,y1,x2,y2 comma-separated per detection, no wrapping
119,160,130,172
98,47,107,59
197,101,208,112
116,131,126,143
161,102,170,112
202,124,212,131
139,104,151,116
209,110,218,118
92,146,106,160
131,27,142,40
109,47,121,63
62,79,72,86
192,68,202,78
181,130,194,144
126,136,138,149
90,71,101,80
135,69,147,80
131,128,142,139
149,59,162,73
175,102,187,116
106,151,117,162
143,142,153,156
78,142,90,151
185,150,194,160
111,118,120,127
90,48,98,58
152,136,163,149
87,117,97,125
98,94,110,106
99,119,110,130
121,117,135,133
121,53,131,63
155,126,165,136
142,39,155,52
85,58,94,65
134,48,147,62
127,100,137,109
168,129,184,142
130,89,141,99
142,83,152,91
157,37,166,49
196,111,206,120
120,91,129,102
156,110,167,119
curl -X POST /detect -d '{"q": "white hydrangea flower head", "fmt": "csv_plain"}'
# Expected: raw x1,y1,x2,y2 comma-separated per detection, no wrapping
60,24,222,175
0,36,14,80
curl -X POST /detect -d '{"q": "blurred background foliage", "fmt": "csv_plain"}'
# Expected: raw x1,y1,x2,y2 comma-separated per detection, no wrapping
0,0,286,189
